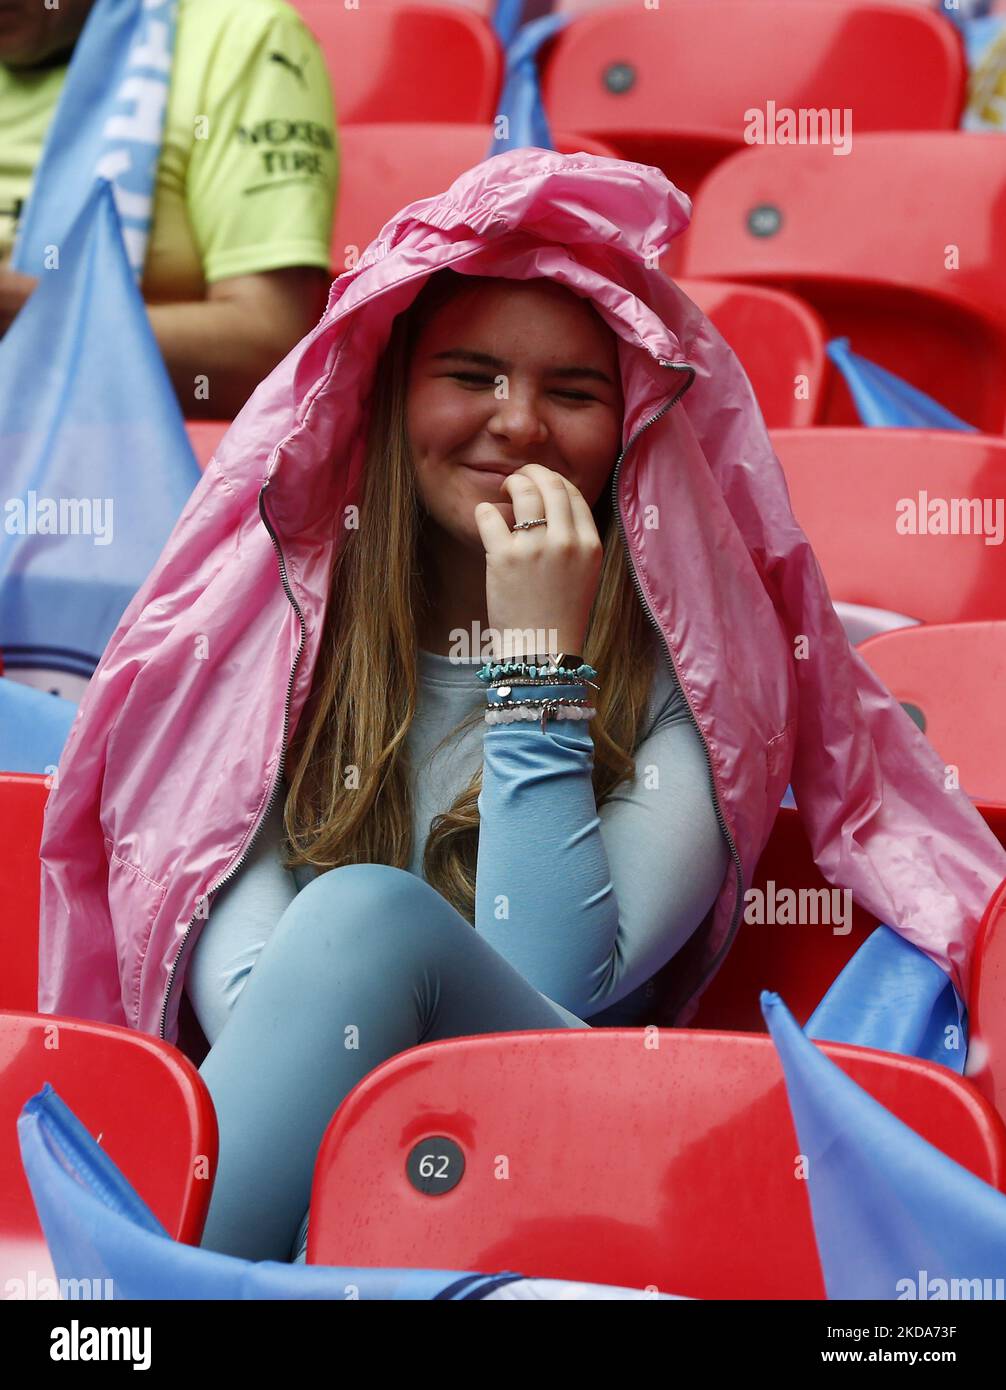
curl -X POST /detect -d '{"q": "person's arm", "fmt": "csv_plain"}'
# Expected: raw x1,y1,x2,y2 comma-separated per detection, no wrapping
147,267,329,419
168,3,337,418
474,672,731,1020
1,263,327,418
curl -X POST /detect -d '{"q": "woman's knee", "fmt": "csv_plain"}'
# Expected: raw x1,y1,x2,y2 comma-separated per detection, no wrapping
275,862,468,962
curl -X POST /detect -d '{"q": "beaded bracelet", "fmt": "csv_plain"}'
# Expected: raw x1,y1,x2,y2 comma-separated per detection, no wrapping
479,654,600,733
484,695,597,734
476,658,599,685
486,705,597,728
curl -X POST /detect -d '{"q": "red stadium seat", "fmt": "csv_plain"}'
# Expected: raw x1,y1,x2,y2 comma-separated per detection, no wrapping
770,429,1006,625
0,773,48,1013
693,798,1006,1035
0,1011,217,1289
690,805,874,1033
294,3,503,122
858,623,1006,808
970,879,1006,1125
307,1029,1006,1297
540,1,965,199
0,768,215,1071
331,124,623,269
678,279,828,428
681,134,1006,430
186,420,231,473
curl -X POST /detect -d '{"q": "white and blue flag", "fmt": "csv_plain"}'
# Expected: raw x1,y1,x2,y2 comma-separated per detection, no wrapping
11,0,177,279
0,181,201,700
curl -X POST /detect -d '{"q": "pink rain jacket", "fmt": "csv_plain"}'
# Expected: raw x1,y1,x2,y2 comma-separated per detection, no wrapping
38,149,1006,1050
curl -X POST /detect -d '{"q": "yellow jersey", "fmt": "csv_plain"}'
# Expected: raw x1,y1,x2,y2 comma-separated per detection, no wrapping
0,0,338,300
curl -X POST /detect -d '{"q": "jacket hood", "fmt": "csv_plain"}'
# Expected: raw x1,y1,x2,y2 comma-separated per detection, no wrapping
265,150,696,545
37,148,1006,1047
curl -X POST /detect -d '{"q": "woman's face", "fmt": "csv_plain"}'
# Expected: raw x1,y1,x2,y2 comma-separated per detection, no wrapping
406,278,624,548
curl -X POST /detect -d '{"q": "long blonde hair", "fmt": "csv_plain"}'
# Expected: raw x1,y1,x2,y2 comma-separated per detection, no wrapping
281,268,660,924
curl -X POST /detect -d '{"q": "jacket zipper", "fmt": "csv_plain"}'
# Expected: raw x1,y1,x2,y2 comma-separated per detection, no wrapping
610,359,745,1004
157,480,308,1040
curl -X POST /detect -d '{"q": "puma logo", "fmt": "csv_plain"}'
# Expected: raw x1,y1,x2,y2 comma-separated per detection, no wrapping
269,51,306,85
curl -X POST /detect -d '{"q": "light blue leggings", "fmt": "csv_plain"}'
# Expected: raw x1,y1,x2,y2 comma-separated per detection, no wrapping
195,863,589,1264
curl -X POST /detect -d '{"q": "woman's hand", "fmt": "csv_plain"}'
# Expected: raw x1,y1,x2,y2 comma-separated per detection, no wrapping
473,463,604,660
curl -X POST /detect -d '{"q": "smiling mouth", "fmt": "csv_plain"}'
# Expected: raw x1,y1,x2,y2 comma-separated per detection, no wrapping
460,465,512,489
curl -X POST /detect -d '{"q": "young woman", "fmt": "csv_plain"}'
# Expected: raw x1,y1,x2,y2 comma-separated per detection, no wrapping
38,149,1005,1272
184,267,731,1262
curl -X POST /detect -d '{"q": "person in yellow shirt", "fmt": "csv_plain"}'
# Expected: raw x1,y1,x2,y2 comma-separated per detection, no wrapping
0,0,338,417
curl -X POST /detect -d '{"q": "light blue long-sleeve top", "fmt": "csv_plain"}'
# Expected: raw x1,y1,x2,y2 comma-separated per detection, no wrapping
184,641,731,1043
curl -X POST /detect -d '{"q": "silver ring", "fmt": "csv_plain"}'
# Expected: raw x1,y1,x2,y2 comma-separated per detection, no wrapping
511,516,548,532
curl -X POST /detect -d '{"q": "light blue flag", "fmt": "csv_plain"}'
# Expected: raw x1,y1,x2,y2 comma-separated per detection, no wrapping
492,0,527,50
763,991,1006,1302
806,925,968,1074
11,0,177,280
488,13,576,157
0,679,75,774
0,179,201,699
827,338,979,431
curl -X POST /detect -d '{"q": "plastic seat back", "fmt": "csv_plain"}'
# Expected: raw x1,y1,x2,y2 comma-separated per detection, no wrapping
308,1029,1006,1298
0,773,48,1012
19,1084,667,1300
679,279,827,427
771,428,1006,625
0,1011,216,1290
858,622,1006,808
330,124,622,270
690,804,875,1032
682,134,1006,429
295,3,503,122
541,1,964,196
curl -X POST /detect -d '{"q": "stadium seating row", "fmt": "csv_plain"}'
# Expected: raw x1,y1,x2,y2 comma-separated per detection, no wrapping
288,1,968,163
264,3,1002,428
538,0,967,190
323,126,1006,430
4,988,1006,1297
